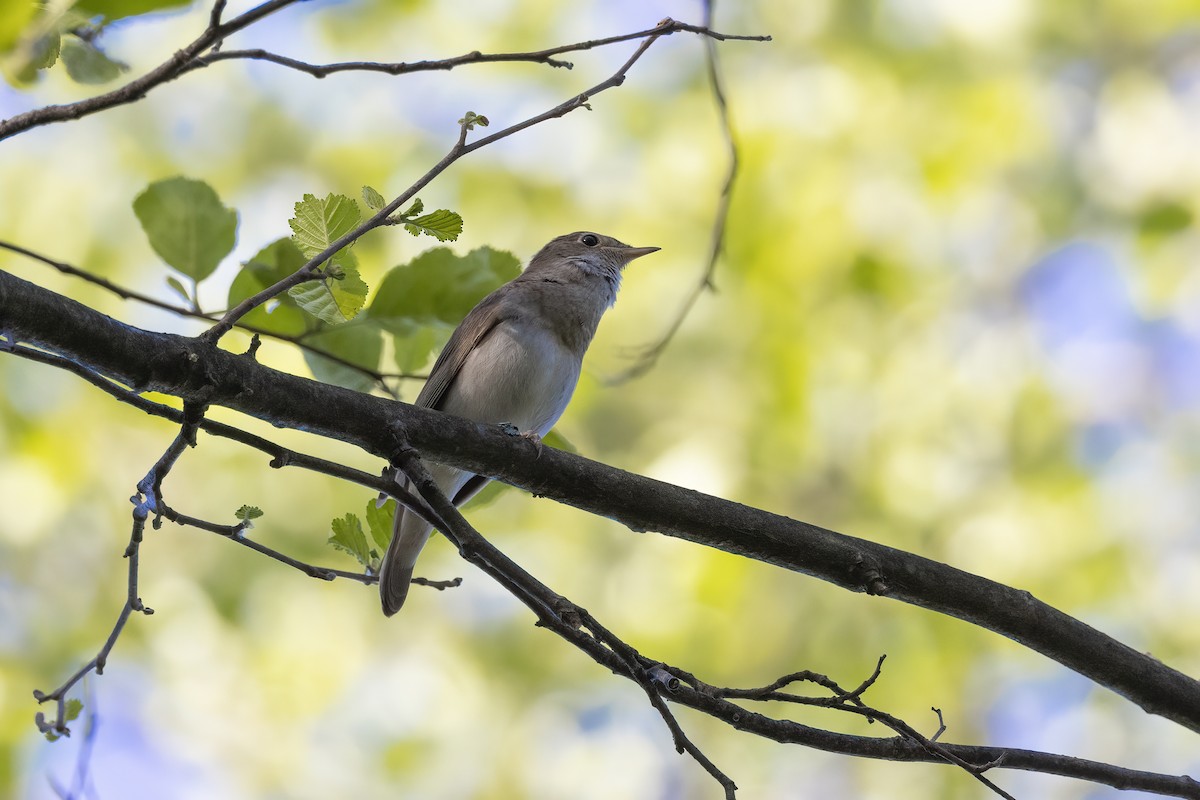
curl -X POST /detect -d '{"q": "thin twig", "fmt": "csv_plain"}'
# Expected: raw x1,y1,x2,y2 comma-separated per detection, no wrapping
178,18,768,80
610,2,746,383
201,17,763,342
5,342,453,584
0,239,422,392
0,0,301,141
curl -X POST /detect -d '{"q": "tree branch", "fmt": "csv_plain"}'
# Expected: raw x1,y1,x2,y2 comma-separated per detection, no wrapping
4,268,1200,741
201,16,747,342
611,1,741,383
7,333,1197,796
0,0,301,142
0,239,425,392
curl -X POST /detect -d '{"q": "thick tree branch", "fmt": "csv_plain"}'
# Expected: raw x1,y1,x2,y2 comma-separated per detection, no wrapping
0,0,301,141
6,330,1197,797
4,269,1200,741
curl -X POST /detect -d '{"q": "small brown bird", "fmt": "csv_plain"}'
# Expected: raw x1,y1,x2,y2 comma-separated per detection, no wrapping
379,231,659,615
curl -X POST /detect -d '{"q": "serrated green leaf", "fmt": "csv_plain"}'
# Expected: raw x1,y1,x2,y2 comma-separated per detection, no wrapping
60,36,126,84
301,319,382,392
289,193,361,259
365,497,395,552
403,209,463,242
370,246,520,328
288,250,368,324
362,185,386,210
227,238,309,336
7,30,59,84
64,699,83,723
402,198,424,217
133,177,238,281
235,505,263,521
165,275,190,305
329,513,372,569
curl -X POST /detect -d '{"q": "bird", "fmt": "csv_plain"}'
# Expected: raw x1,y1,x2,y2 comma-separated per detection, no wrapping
378,231,660,616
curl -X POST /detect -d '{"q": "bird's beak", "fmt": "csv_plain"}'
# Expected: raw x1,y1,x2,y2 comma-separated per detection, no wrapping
619,245,660,262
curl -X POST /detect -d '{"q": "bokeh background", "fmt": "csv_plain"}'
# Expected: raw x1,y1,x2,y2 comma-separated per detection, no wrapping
3,0,1200,797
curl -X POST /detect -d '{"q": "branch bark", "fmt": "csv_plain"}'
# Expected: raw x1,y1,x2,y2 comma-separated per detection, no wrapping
3,266,1200,737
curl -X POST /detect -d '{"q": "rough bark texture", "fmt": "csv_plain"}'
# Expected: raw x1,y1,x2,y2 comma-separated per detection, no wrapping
3,266,1199,733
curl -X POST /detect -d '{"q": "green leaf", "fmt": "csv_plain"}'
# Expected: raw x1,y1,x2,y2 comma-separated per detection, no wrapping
401,198,424,217
60,36,127,84
389,319,450,373
165,275,191,306
370,246,520,328
227,238,309,336
301,319,382,392
289,193,361,259
328,513,373,569
6,31,59,84
73,0,191,21
362,185,386,210
235,505,263,521
64,699,83,723
369,247,518,372
365,497,395,552
403,209,463,242
288,250,369,324
133,177,238,282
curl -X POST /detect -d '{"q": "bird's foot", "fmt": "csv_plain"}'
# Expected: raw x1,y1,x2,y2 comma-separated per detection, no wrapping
498,423,545,459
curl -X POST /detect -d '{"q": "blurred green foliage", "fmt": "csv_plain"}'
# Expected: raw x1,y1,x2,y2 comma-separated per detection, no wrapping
2,0,1200,798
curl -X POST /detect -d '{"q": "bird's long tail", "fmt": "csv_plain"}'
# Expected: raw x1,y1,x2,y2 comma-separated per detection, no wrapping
379,480,435,616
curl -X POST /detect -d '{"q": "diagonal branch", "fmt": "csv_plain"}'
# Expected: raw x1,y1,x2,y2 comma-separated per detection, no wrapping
0,238,423,392
177,19,769,79
0,0,301,142
7,338,1199,797
4,267,1200,737
610,0,744,383
202,17,762,342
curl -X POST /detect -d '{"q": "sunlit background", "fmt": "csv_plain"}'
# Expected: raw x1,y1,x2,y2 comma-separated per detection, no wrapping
3,0,1200,797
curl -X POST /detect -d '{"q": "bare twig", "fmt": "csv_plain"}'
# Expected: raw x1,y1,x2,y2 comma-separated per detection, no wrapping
0,239,422,393
178,18,768,79
48,679,99,800
31,417,195,739
610,2,746,383
0,0,301,141
201,17,765,342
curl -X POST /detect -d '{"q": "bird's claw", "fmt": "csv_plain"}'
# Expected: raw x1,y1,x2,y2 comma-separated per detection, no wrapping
498,423,545,459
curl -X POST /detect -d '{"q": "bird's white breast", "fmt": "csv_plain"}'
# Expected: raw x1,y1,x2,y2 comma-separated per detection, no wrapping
441,319,581,436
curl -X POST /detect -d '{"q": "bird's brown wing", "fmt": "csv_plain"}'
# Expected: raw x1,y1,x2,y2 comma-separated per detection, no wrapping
414,288,513,411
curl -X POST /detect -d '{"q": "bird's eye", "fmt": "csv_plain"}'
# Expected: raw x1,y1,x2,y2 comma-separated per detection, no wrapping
581,234,599,247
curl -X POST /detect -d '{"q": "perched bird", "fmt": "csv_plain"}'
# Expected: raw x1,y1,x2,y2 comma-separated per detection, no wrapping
379,231,659,616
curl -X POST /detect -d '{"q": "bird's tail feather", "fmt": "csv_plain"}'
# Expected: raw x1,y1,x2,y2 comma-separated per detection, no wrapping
379,504,434,616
